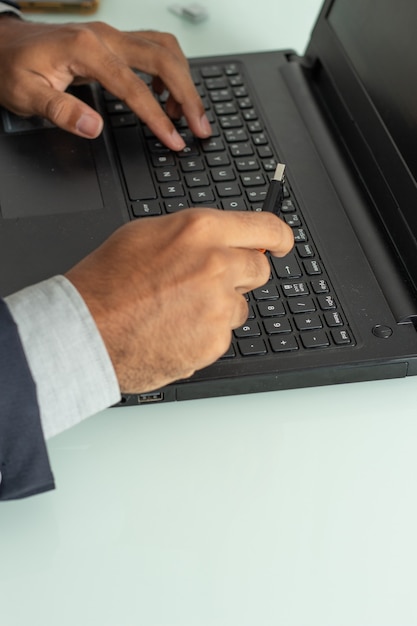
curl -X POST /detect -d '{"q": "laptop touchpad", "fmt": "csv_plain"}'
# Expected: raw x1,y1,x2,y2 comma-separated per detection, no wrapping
0,123,103,219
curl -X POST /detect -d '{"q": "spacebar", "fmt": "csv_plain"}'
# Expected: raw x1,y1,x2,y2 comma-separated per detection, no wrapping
113,127,156,200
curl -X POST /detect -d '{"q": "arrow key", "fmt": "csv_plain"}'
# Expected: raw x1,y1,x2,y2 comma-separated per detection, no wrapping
271,253,302,278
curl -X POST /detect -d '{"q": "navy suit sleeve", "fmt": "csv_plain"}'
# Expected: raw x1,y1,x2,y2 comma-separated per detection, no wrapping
0,1,20,9
0,299,55,500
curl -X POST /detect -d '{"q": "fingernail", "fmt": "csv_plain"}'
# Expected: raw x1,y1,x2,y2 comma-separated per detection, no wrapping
200,113,212,137
76,114,103,138
170,129,186,150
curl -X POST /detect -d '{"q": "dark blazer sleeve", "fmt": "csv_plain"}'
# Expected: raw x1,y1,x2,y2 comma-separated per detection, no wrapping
0,299,55,500
0,1,20,9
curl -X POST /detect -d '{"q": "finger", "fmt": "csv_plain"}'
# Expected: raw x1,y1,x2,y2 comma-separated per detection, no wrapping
232,294,250,329
16,80,104,138
237,212,295,257
224,246,272,295
70,49,187,149
83,28,211,140
192,209,294,257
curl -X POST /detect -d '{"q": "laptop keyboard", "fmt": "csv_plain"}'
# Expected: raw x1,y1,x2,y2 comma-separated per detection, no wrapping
103,61,354,359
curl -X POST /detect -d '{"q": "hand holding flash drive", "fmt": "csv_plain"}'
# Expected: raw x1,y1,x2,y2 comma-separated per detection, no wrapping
258,163,286,252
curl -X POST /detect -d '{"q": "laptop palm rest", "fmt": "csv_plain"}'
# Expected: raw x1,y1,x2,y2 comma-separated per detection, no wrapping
0,127,103,219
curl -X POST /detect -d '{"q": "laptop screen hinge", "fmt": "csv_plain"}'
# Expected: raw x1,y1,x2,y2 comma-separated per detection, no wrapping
280,60,417,323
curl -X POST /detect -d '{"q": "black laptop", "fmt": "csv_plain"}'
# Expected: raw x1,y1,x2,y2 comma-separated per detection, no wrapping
1,0,417,406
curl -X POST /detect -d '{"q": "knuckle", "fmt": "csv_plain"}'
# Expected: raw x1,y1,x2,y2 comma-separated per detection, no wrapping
63,23,100,48
43,94,69,124
181,208,219,242
86,20,112,34
156,31,180,49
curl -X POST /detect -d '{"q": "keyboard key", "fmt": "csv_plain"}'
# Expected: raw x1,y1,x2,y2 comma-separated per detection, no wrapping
156,168,180,182
201,65,223,77
159,182,185,198
234,321,261,338
201,138,226,152
272,254,302,279
106,101,130,114
230,142,254,157
113,127,156,200
294,314,322,331
210,88,233,102
224,63,239,75
300,331,330,349
225,128,248,142
151,153,175,167
211,168,236,182
248,120,263,132
214,102,237,115
270,335,298,352
205,76,228,89
257,145,273,158
220,344,236,359
131,201,161,217
110,113,137,128
238,338,267,356
222,198,248,211
240,173,266,186
237,97,253,109
262,159,277,172
165,199,189,212
284,214,302,227
258,301,286,317
318,294,337,310
252,132,268,146
246,188,268,202
297,243,315,258
303,259,322,275
219,115,242,128
242,109,258,121
293,228,308,243
185,173,210,187
324,311,344,326
228,73,243,85
233,86,248,98
252,284,280,300
311,278,329,293
216,182,241,197
288,297,316,314
190,189,216,203
331,329,352,345
206,153,231,167
263,318,292,334
180,158,205,172
178,143,200,157
282,282,309,297
235,158,260,171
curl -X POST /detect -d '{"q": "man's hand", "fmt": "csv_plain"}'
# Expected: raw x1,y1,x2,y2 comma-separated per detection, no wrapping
65,209,294,393
0,17,212,149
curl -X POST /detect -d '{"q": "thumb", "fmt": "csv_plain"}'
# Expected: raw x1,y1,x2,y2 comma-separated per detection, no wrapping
30,85,104,138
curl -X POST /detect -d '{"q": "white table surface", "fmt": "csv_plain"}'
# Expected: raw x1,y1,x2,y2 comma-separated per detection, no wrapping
2,1,417,625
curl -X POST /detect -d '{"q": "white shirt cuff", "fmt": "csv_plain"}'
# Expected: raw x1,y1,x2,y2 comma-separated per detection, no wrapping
0,3,21,16
5,275,121,439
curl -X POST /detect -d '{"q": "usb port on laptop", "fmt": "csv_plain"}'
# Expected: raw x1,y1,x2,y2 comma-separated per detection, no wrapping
137,392,164,404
